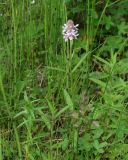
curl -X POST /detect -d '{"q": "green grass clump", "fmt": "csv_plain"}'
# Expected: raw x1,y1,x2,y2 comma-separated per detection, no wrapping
0,0,128,159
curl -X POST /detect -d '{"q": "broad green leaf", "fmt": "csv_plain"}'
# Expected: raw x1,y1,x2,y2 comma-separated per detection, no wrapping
38,110,51,130
46,99,56,117
63,89,74,110
94,55,110,67
55,105,70,118
89,78,106,88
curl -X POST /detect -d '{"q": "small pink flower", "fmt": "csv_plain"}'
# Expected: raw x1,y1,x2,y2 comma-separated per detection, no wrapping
62,20,79,42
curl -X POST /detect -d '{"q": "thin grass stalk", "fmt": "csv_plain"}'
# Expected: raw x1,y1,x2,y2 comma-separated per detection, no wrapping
44,0,48,64
0,73,10,117
13,123,22,160
93,0,110,41
0,133,2,160
11,0,17,98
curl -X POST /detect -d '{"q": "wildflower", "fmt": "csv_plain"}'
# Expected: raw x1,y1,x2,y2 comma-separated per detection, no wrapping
62,20,79,42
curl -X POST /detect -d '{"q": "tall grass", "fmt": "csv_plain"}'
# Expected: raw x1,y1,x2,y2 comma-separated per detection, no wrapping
0,0,128,159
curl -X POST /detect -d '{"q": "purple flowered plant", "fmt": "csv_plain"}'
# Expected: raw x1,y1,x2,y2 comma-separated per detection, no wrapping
62,20,79,42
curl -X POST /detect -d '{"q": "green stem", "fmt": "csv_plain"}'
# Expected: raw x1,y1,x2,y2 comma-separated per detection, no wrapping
66,40,73,89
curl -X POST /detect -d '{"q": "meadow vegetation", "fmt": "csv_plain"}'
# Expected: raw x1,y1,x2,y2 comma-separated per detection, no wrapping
0,0,128,159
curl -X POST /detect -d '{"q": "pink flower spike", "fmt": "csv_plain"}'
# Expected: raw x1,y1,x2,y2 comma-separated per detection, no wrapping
62,20,79,41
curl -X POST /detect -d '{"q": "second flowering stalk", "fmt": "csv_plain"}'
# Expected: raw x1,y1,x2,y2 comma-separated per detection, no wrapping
62,20,79,88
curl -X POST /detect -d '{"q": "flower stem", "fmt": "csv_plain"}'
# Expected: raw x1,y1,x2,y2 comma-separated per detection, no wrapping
66,40,73,89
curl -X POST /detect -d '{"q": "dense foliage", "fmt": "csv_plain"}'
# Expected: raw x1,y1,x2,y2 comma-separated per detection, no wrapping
0,0,128,159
